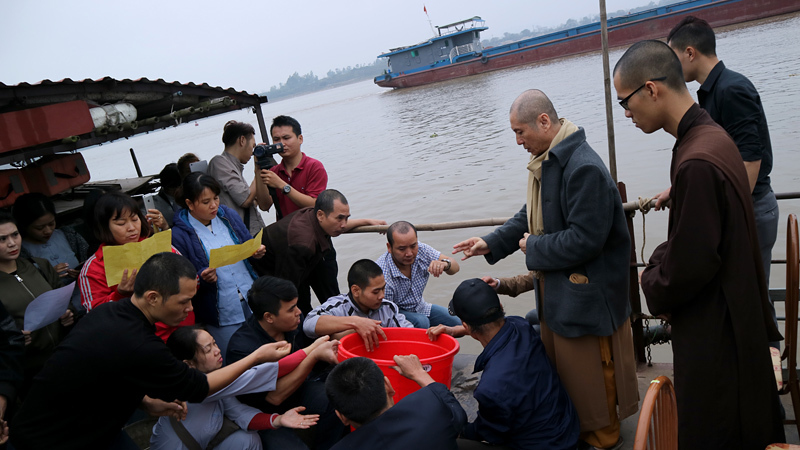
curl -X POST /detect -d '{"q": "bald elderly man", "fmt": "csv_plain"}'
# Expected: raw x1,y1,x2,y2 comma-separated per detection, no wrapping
453,90,637,450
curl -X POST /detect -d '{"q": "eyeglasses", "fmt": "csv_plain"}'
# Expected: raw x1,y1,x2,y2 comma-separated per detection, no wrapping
618,76,667,110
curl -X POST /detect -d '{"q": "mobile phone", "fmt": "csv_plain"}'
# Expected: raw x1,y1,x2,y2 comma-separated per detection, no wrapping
143,193,157,212
190,160,208,173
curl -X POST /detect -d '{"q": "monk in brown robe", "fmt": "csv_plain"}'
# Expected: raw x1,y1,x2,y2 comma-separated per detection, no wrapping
614,40,784,449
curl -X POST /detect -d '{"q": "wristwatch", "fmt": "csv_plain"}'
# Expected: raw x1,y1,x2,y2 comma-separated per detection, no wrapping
442,258,452,272
283,185,291,194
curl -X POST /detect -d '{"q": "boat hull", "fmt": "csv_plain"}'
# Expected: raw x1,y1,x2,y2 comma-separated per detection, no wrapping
376,0,800,88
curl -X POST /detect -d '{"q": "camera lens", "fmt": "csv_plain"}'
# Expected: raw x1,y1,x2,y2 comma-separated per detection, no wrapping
253,144,267,158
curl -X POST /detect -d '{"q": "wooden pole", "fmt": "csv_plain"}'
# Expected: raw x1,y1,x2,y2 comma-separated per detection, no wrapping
600,0,618,182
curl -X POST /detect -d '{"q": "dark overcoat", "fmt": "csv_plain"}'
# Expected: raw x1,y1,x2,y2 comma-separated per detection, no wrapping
482,128,631,338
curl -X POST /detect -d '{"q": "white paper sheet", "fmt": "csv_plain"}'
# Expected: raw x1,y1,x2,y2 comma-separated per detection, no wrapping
23,282,74,332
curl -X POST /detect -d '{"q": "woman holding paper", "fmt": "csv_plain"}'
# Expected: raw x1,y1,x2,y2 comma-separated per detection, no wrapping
171,173,266,358
78,191,187,340
0,212,73,391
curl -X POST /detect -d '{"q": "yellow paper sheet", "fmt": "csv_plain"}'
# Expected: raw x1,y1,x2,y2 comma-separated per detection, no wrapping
103,230,173,286
208,229,263,269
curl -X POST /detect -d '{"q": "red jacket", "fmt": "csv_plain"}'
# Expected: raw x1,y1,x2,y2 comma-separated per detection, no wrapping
78,239,194,340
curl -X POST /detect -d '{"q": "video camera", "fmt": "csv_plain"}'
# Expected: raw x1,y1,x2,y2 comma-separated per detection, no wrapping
253,143,284,170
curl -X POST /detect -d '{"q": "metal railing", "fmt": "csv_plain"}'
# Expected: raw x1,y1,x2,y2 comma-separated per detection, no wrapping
448,42,483,64
348,189,800,365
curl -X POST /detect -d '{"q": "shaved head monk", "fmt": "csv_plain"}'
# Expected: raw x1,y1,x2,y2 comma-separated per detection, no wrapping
615,39,785,448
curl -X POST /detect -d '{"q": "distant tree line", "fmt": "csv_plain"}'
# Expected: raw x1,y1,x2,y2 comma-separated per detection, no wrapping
481,0,675,47
263,0,677,100
263,60,384,101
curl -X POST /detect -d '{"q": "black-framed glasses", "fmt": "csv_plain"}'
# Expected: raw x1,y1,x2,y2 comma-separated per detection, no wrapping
618,76,667,110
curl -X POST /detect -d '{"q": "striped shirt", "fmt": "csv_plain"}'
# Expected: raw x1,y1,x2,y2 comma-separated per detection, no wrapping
376,242,440,316
303,293,413,338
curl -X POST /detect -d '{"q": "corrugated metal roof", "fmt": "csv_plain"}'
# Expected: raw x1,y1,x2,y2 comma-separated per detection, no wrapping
0,77,268,165
0,76,261,96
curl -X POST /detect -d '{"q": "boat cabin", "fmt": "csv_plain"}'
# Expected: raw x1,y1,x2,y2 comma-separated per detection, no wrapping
378,16,487,76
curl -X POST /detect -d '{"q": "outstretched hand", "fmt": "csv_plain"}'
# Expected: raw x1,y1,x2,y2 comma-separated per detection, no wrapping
310,339,340,365
452,237,489,261
654,188,671,211
141,396,188,421
275,406,320,429
480,276,499,289
427,324,467,341
256,341,292,363
352,317,387,352
392,354,434,387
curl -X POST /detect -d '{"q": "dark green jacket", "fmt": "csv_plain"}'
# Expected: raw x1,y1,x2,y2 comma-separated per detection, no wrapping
0,257,68,376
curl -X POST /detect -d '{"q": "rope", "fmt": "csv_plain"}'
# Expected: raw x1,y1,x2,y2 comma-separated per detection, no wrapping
637,196,654,265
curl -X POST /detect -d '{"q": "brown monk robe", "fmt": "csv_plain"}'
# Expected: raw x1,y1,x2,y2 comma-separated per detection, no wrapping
641,104,784,449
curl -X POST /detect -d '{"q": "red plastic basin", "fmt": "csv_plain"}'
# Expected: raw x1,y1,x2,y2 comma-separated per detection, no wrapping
337,327,460,403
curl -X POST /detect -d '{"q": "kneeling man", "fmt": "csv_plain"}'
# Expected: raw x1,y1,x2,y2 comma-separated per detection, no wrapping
430,279,579,450
304,259,413,352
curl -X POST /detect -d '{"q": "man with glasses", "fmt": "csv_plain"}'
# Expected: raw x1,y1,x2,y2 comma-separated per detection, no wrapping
666,16,780,348
614,40,784,448
452,89,637,450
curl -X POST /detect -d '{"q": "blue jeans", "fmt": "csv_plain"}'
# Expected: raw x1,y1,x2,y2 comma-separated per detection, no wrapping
754,191,779,348
400,304,462,328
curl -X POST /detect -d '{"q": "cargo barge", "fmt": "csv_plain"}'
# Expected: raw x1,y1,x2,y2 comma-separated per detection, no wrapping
374,0,800,88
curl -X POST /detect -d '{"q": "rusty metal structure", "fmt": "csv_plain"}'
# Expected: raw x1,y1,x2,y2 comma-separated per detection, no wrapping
0,77,269,167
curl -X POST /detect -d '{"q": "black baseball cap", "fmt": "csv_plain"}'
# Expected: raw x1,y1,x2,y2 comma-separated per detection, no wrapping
448,278,504,326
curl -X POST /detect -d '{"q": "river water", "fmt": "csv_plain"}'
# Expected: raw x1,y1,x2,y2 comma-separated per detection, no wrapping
85,13,800,355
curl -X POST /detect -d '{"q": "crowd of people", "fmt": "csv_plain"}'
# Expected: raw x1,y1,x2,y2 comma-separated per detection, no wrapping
0,15,785,450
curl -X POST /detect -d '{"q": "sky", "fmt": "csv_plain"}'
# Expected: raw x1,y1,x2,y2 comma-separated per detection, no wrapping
1,0,652,94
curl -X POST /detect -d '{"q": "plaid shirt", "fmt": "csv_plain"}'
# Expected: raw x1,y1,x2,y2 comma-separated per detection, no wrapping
376,242,440,316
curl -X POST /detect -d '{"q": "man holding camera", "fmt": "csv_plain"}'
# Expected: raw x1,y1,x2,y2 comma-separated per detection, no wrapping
259,115,328,220
208,120,271,236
